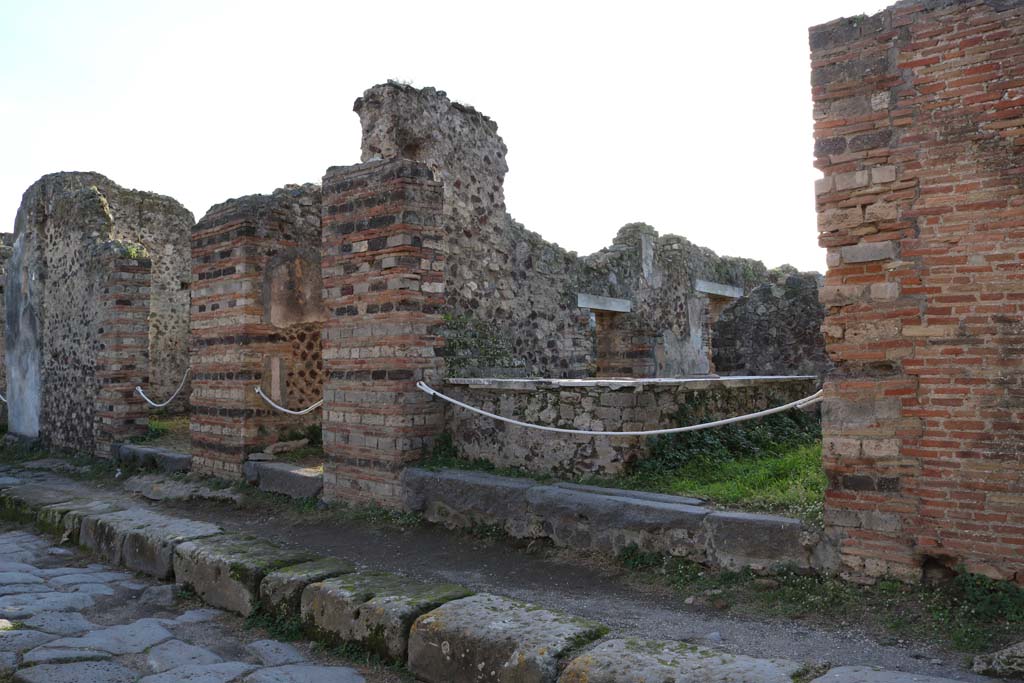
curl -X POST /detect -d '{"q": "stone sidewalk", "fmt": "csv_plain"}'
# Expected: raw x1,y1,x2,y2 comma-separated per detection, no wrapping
0,461,992,683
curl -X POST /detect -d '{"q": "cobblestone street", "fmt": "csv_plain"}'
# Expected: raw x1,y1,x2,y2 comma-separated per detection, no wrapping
0,526,381,683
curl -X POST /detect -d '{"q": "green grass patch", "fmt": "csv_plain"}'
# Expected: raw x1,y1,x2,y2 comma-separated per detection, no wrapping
617,546,1024,654
588,411,825,524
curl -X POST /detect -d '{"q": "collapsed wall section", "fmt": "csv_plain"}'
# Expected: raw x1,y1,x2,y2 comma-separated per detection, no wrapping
190,185,324,478
812,0,1024,582
355,84,767,379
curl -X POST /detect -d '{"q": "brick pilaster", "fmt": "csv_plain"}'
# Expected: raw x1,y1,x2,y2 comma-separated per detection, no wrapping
320,158,446,506
94,248,150,457
812,0,1024,583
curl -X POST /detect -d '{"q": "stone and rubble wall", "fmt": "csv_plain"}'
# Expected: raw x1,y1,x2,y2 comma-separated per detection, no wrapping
189,185,324,478
812,0,1024,582
713,271,832,377
11,173,192,408
355,84,768,379
0,233,13,424
443,376,818,476
6,177,154,451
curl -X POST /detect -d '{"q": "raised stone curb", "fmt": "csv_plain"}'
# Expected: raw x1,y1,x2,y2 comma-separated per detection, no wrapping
527,485,710,560
0,464,976,683
301,571,472,660
559,638,803,682
254,462,323,499
174,535,317,616
0,484,81,524
260,557,354,618
552,481,705,506
704,510,816,572
37,499,126,544
79,509,223,580
405,467,822,570
402,468,537,536
409,593,606,683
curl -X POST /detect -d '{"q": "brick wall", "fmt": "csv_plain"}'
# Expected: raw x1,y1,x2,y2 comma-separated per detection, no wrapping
94,248,151,457
812,0,1024,582
189,186,324,478
320,159,446,506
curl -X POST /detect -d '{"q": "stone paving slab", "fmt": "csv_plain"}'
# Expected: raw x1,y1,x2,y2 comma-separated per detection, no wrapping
138,660,257,683
408,592,607,683
13,660,140,683
811,666,965,683
559,638,804,682
174,535,317,616
43,618,174,654
302,570,472,660
244,664,366,682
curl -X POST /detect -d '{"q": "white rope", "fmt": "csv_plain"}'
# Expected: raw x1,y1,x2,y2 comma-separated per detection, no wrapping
417,381,823,436
254,386,323,416
0,391,6,404
135,368,191,408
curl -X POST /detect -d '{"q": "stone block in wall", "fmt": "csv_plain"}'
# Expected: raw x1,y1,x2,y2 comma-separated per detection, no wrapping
320,158,446,507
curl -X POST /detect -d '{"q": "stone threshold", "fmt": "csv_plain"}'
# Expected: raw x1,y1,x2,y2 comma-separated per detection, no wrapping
404,468,833,575
0,465,966,683
115,443,323,501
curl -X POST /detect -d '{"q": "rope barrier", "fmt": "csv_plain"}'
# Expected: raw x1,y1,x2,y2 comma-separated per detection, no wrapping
254,386,323,416
135,368,191,409
416,381,822,437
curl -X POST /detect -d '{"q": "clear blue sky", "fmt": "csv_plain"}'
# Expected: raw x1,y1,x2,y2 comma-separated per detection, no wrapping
0,0,886,272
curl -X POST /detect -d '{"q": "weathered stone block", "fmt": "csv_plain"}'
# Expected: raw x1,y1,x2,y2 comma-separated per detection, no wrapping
526,485,709,559
408,593,606,683
256,463,323,500
840,241,897,264
703,511,811,572
260,557,354,618
560,638,802,683
301,571,470,661
79,509,222,580
402,468,537,537
174,535,316,616
36,499,126,544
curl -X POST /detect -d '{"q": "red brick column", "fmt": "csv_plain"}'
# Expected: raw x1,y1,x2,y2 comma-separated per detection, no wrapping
812,0,1024,583
320,159,446,506
94,247,151,457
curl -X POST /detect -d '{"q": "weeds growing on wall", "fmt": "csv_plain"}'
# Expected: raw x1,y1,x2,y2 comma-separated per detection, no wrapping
616,544,1024,653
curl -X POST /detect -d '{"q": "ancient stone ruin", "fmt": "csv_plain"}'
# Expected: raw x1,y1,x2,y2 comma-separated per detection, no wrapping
3,0,1020,588
5,173,192,455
